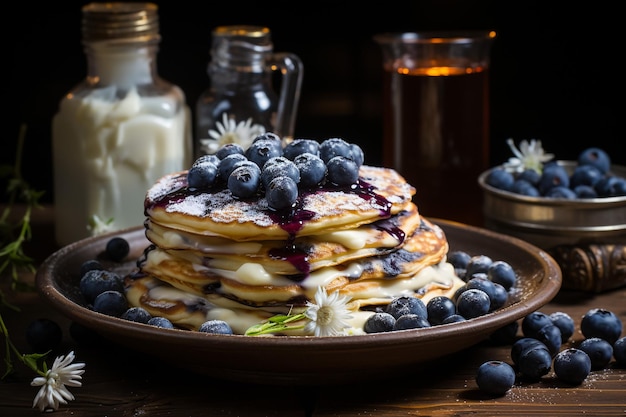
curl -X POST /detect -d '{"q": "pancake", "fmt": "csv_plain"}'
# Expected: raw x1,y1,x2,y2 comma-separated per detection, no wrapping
125,260,464,334
124,138,467,336
130,218,453,310
144,202,422,276
145,165,416,241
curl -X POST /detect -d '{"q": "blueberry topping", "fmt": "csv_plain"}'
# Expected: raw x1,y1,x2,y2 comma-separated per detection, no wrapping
283,138,320,160
326,155,359,186
265,176,298,210
228,162,262,199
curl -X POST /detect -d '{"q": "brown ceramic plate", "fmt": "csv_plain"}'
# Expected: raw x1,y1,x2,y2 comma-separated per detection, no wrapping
35,219,561,385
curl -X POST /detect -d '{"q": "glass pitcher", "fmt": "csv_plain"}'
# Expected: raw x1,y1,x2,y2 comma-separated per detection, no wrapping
195,25,303,157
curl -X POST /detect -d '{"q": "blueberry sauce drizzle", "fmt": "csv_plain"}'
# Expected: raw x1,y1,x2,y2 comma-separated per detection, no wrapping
147,174,403,284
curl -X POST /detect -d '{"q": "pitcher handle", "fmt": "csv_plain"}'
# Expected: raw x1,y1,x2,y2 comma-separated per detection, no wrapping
269,52,303,142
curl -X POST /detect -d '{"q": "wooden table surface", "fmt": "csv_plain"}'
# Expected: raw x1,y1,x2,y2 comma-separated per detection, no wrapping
2,206,626,416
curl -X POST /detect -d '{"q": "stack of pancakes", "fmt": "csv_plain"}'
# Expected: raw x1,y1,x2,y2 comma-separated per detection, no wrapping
125,164,465,335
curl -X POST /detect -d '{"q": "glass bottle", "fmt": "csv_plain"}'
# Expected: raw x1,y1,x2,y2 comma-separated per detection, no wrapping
52,2,192,246
195,25,303,157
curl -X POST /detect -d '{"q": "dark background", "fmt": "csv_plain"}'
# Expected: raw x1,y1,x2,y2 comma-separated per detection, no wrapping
4,0,623,204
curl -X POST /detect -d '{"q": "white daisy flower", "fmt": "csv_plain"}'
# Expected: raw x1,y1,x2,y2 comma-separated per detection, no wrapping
304,287,353,337
31,351,86,412
199,113,266,154
503,138,555,174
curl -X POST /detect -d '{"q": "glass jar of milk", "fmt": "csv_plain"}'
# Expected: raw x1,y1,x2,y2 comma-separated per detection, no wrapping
52,2,192,246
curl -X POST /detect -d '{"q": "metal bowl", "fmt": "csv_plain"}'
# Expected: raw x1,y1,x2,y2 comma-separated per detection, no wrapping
478,161,626,292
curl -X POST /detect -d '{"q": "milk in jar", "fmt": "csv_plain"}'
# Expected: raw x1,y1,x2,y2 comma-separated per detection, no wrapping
52,2,191,246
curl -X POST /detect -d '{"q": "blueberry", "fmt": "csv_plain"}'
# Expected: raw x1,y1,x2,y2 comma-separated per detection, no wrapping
228,162,261,199
326,155,359,186
580,308,623,344
554,348,591,385
319,138,353,163
511,179,540,197
218,153,248,179
570,164,604,188
147,317,175,329
465,255,493,278
106,236,130,262
578,147,611,174
536,324,562,356
283,138,320,160
364,312,396,333
216,143,245,159
265,176,298,210
192,154,221,167
456,288,490,319
518,344,552,381
349,143,365,167
79,259,103,277
466,274,497,303
511,337,548,366
121,306,152,324
487,260,516,291
489,282,509,311
385,296,427,320
595,176,626,197
485,167,514,191
521,311,553,339
25,318,62,352
79,269,124,303
198,320,233,334
93,290,128,317
293,152,327,188
426,296,457,325
574,184,598,198
538,164,569,195
549,311,575,343
246,136,283,168
613,337,626,366
261,156,300,188
393,314,431,331
447,250,472,270
441,314,466,324
579,337,613,370
545,185,577,199
187,161,218,189
517,168,541,185
475,360,516,396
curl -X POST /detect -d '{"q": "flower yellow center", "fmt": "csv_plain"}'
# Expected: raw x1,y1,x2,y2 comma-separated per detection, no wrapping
317,306,334,326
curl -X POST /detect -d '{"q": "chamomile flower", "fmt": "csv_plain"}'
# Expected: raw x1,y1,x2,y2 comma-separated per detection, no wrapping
200,113,266,154
31,351,85,412
503,138,554,174
304,287,353,337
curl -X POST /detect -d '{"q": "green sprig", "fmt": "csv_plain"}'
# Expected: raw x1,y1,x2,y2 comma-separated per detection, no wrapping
1,124,48,378
244,313,307,336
